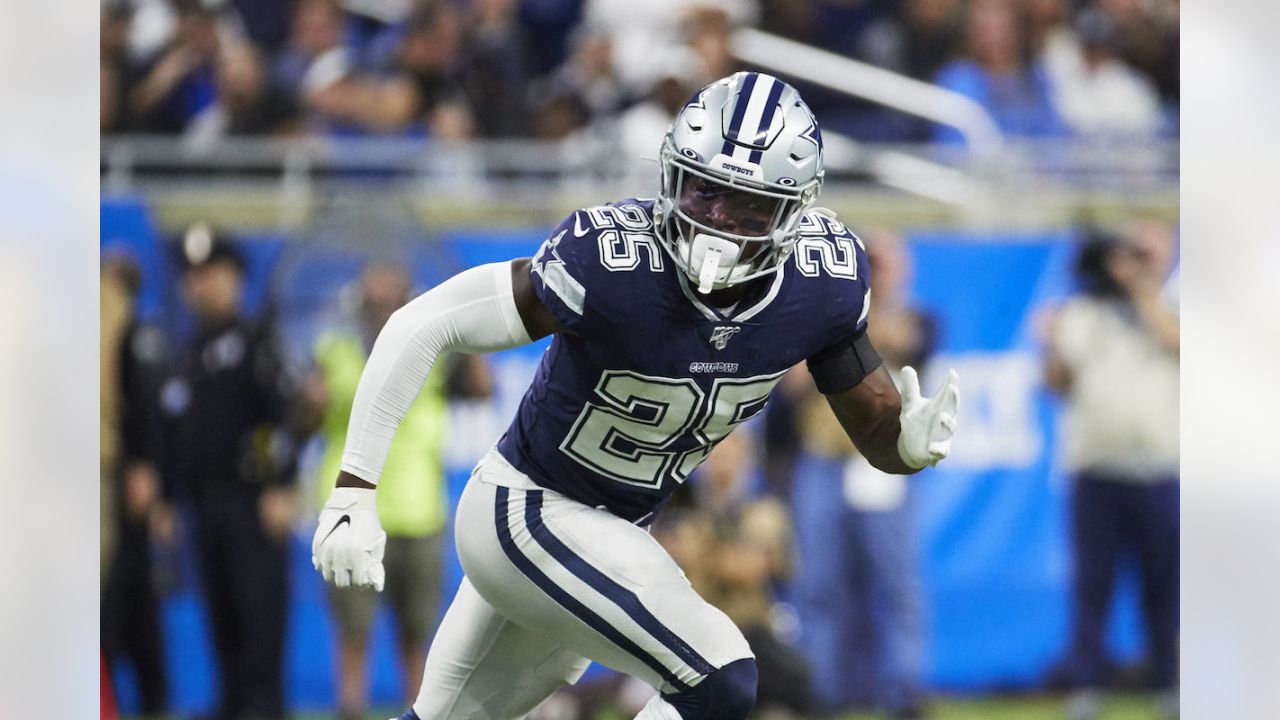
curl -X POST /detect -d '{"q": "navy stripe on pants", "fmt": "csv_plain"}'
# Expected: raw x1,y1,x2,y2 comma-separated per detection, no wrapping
523,490,716,676
493,486,692,692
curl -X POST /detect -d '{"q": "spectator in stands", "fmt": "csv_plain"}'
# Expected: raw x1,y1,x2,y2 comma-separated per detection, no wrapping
228,0,298,56
685,6,739,82
583,0,758,97
272,0,406,136
161,225,297,720
933,0,1066,146
518,0,588,75
298,2,474,137
1041,9,1162,140
100,253,171,717
128,0,222,134
616,51,699,164
845,0,964,141
530,90,592,142
101,1,135,134
1097,0,1179,109
788,230,936,719
299,263,489,720
758,0,819,45
1042,221,1179,720
274,0,351,101
542,27,629,131
385,2,474,138
340,0,410,67
857,0,964,82
1022,0,1071,57
457,0,537,138
776,0,889,58
185,41,302,150
121,0,183,66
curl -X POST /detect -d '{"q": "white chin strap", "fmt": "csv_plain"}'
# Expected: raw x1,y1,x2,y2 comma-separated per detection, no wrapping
690,233,743,293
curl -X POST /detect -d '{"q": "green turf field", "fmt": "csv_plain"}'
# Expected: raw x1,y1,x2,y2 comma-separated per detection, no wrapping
834,693,1162,719
127,694,1164,720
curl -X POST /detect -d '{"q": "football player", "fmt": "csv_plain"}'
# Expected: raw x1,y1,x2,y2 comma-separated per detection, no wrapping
313,72,960,720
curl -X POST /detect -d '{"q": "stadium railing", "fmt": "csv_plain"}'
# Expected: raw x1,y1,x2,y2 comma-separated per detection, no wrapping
100,134,1178,233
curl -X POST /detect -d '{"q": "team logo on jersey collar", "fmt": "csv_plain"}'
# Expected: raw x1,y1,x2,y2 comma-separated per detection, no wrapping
708,325,742,350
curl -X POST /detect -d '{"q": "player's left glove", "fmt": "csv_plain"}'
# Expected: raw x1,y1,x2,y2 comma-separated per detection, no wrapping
312,487,386,590
896,366,960,469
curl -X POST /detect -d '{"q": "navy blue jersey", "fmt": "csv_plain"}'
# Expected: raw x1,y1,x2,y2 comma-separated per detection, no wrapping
496,198,870,523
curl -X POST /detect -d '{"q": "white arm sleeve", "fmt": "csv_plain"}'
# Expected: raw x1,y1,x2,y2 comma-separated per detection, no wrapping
339,261,532,484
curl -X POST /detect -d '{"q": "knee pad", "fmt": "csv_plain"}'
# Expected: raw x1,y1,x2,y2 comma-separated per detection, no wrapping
661,658,758,720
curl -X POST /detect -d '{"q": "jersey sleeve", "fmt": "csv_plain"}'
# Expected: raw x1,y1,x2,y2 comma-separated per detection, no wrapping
805,220,874,360
528,209,616,335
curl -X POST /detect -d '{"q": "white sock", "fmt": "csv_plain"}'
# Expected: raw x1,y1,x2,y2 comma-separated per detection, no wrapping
633,694,683,720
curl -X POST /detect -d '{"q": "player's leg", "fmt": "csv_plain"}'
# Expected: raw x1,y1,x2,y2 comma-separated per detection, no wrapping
1067,474,1123,688
790,451,858,709
384,532,446,706
192,505,246,718
1131,478,1179,693
231,490,289,719
628,658,756,719
1063,471,1125,720
326,580,378,718
102,518,167,715
858,492,927,715
456,451,758,720
407,576,590,719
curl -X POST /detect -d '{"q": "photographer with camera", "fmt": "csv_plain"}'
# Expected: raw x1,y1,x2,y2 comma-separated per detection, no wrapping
1041,220,1180,720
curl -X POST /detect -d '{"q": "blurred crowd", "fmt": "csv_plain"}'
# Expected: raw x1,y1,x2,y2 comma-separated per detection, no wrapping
101,0,1179,150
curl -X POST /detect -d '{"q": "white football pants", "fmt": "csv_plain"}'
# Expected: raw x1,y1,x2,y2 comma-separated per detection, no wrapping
410,448,752,720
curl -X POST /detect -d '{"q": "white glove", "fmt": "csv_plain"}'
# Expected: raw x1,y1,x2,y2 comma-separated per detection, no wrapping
311,487,386,590
896,366,960,469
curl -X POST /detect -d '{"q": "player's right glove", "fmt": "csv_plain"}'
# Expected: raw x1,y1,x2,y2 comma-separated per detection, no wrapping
896,366,960,469
312,486,386,590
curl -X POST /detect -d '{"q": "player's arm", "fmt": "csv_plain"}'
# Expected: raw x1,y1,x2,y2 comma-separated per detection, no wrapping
316,259,555,588
331,257,558,494
809,333,960,475
510,257,566,340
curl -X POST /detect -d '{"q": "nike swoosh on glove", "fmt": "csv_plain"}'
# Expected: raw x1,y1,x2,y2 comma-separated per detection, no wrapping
896,366,961,469
312,487,386,590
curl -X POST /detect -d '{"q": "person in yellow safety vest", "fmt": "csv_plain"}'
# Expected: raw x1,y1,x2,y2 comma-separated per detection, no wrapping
301,263,490,720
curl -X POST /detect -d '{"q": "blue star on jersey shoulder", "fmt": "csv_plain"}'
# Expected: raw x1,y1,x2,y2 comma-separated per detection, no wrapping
533,228,587,317
534,228,567,274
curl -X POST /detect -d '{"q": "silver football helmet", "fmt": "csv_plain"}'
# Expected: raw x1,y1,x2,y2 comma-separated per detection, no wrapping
655,72,825,293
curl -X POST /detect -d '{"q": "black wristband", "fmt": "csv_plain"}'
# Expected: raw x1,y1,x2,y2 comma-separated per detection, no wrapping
807,331,883,394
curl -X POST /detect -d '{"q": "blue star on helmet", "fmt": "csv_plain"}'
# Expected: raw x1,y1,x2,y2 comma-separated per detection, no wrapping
683,91,708,112
799,118,822,152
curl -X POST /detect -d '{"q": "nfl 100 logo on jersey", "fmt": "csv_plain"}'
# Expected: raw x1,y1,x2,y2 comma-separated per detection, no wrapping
708,326,741,349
